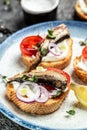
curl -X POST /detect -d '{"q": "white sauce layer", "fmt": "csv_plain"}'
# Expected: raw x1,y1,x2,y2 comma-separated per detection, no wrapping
79,0,87,14
42,40,68,62
12,82,20,90
77,57,87,71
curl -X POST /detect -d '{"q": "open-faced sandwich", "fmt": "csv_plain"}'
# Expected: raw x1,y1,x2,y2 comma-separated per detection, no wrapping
75,0,87,20
74,46,87,83
6,68,70,115
20,24,73,71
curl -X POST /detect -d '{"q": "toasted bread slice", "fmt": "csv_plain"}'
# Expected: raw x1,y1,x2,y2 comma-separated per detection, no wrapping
21,24,73,71
22,38,73,70
22,51,41,71
38,38,73,69
75,2,87,20
6,83,69,115
74,56,87,83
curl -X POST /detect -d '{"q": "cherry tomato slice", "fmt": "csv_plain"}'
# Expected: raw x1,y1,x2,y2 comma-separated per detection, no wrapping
20,36,43,56
82,46,87,60
47,68,70,87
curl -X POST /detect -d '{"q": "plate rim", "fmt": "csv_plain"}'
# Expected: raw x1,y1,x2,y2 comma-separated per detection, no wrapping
0,20,87,130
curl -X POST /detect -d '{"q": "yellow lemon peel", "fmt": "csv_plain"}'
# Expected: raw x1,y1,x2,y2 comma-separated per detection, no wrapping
70,83,87,107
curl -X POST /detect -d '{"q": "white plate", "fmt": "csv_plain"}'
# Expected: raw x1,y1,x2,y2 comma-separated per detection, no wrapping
0,21,87,130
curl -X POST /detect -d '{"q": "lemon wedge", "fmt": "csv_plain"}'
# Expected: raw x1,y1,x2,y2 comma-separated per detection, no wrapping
70,83,87,107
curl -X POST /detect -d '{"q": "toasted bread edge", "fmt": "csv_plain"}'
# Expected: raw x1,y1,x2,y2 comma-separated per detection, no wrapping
6,83,69,115
74,56,87,83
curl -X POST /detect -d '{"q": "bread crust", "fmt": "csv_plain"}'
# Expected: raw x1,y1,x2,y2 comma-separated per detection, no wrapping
6,83,69,115
22,51,41,71
74,56,87,83
22,38,73,70
75,2,87,20
39,38,73,69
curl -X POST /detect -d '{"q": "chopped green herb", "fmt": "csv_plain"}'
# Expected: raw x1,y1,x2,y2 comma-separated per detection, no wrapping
47,34,56,39
2,76,7,79
28,76,38,82
79,39,87,46
21,75,27,80
66,109,75,116
1,75,7,83
40,47,47,55
47,29,56,39
56,90,62,96
52,90,62,98
48,29,54,35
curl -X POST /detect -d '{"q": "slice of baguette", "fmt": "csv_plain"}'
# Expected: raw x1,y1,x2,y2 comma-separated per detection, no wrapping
74,56,87,83
75,2,87,20
21,24,73,71
6,83,69,115
22,38,73,70
38,38,73,69
22,51,41,71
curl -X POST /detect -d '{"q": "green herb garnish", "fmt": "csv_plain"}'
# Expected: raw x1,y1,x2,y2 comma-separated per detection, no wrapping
52,90,62,98
1,75,7,83
48,29,54,35
21,75,27,80
40,47,47,55
66,109,75,116
79,39,87,46
2,75,7,79
47,29,56,39
28,76,38,82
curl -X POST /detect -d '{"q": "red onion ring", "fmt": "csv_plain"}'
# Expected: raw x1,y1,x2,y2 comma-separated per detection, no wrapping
48,42,62,56
35,85,49,103
16,81,40,103
16,81,49,103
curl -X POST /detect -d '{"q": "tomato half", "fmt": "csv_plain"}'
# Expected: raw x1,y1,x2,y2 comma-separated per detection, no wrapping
20,36,43,56
82,46,87,60
47,68,70,87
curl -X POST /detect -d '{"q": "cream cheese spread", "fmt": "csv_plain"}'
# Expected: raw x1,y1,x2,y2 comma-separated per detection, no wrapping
77,57,87,71
42,40,68,62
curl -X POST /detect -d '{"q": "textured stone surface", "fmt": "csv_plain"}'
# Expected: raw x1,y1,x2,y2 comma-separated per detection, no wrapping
0,0,79,130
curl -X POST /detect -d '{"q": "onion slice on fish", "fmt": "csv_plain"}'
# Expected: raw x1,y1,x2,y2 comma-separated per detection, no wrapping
48,42,62,56
16,81,40,103
16,81,49,103
35,85,49,103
